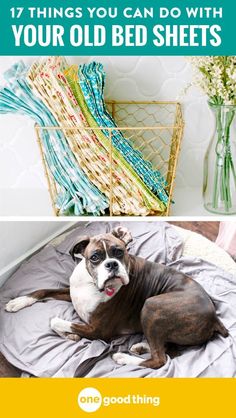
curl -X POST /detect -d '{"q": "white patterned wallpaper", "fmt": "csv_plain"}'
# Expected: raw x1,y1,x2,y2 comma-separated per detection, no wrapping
0,56,216,215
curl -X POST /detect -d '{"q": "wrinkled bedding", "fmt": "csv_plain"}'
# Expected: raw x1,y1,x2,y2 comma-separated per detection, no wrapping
0,221,235,377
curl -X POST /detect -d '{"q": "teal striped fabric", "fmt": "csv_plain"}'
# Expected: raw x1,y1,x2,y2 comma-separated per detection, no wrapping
78,62,169,205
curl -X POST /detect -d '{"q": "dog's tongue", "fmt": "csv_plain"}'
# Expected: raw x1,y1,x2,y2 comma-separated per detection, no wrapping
105,287,115,297
104,277,123,297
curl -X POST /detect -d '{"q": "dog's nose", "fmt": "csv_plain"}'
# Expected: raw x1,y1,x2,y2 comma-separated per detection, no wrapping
104,260,119,271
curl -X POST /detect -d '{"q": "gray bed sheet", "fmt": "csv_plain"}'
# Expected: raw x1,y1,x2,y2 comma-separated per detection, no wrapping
0,221,235,377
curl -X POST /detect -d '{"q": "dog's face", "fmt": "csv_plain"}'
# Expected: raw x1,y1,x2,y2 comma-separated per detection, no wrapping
70,227,132,297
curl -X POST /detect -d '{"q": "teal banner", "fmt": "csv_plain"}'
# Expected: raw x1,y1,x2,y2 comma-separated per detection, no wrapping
1,0,235,55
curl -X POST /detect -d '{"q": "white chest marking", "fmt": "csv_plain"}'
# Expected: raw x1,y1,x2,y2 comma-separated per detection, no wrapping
69,258,110,323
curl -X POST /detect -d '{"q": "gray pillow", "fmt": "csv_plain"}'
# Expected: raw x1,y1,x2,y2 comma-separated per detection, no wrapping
1,221,235,378
0,221,181,377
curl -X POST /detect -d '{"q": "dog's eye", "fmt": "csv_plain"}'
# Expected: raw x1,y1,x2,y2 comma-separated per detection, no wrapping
90,254,100,262
114,249,124,258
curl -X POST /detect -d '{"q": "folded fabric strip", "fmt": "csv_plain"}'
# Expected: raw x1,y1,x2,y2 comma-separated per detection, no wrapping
78,62,169,204
64,65,167,214
0,61,108,215
27,57,165,215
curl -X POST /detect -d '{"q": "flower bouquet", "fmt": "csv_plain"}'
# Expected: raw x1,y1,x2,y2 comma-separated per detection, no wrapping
189,57,236,214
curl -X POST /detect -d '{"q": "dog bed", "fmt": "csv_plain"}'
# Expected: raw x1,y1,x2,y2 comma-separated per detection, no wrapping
0,221,235,377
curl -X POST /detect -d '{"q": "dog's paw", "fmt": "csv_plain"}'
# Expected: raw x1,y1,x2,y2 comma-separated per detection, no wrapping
112,352,142,366
50,317,72,334
66,333,81,342
50,318,79,340
112,353,130,365
5,296,36,312
130,342,150,355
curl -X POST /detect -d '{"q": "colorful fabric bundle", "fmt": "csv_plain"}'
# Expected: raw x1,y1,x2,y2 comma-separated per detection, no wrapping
0,57,169,215
0,61,107,215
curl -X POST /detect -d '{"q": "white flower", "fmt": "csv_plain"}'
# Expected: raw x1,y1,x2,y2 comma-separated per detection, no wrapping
187,56,236,105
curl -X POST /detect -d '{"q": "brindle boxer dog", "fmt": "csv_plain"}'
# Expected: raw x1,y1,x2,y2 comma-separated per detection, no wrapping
5,226,228,369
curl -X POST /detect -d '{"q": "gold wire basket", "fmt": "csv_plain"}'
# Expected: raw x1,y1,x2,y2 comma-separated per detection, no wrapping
35,101,184,216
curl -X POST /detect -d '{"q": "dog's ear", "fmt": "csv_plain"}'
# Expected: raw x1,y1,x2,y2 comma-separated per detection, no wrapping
69,236,90,261
111,226,132,246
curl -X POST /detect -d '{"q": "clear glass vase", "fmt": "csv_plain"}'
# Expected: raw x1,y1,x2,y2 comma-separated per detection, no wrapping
203,103,236,215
